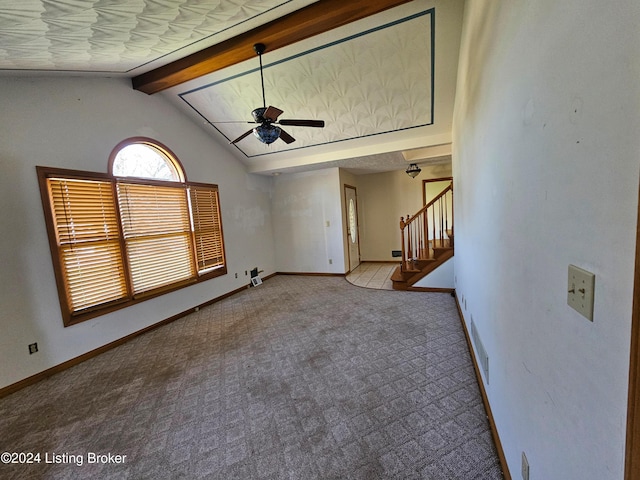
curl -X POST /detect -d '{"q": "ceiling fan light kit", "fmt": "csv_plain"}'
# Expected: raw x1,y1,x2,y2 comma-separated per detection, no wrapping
254,124,281,144
226,43,325,146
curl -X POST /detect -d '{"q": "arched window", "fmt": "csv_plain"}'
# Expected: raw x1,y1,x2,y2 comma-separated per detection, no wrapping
109,138,185,182
37,138,226,326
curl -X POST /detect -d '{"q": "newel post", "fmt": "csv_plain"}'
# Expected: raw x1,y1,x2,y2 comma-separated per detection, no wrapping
400,216,407,272
405,213,412,268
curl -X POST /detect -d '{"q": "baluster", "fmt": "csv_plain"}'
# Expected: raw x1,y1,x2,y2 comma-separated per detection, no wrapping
399,217,404,271
421,213,425,258
424,204,430,259
412,215,417,261
407,214,413,265
444,192,448,239
414,213,418,259
416,213,421,259
449,182,455,247
422,209,427,259
431,204,436,255
439,196,444,245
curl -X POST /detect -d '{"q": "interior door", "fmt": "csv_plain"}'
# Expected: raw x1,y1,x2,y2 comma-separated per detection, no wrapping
345,185,360,272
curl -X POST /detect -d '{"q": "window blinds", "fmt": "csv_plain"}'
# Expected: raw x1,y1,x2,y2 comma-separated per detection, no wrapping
40,167,226,325
47,178,128,312
117,182,196,295
189,185,225,272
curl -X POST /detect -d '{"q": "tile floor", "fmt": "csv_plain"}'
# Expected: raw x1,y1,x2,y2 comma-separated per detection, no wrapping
345,262,399,290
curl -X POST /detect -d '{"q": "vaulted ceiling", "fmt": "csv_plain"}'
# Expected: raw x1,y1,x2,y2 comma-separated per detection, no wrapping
0,0,463,175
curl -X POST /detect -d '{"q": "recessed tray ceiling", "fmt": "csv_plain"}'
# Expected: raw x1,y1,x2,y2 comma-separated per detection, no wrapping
178,9,434,158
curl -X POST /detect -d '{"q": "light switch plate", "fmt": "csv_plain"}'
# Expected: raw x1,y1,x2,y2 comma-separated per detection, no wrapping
567,264,595,321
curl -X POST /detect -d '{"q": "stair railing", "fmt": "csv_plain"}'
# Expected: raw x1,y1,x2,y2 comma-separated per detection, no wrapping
399,181,453,272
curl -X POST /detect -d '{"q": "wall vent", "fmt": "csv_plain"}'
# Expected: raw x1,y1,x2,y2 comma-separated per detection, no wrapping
470,316,489,383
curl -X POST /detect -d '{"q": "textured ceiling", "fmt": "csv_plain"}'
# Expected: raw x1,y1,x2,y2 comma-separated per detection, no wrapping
0,0,461,175
0,0,307,73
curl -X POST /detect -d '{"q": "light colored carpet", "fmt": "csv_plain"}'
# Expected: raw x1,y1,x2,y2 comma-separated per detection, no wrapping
0,275,503,479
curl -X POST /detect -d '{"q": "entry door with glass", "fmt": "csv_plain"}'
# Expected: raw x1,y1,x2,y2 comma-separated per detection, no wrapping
345,185,360,272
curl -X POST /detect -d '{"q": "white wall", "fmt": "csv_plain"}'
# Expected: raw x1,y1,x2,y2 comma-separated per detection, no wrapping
271,168,345,273
0,76,275,390
413,258,454,289
357,164,452,261
453,1,640,479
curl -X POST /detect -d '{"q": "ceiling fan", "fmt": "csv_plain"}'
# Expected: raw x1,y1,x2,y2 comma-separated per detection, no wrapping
227,43,325,146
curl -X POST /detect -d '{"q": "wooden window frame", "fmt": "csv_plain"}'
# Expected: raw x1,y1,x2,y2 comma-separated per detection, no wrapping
108,137,186,183
37,165,227,326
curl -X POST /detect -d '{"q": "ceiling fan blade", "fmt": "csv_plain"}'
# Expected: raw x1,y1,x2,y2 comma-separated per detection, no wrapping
264,106,284,122
230,128,254,144
212,121,258,124
278,119,325,128
228,45,321,146
278,128,296,144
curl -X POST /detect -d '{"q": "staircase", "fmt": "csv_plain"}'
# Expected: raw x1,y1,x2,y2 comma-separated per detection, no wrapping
391,181,454,290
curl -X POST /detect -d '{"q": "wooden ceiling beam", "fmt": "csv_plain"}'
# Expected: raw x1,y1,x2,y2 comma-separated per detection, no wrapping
132,0,411,95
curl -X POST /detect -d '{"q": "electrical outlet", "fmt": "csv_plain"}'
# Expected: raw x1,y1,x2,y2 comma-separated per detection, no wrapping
329,259,333,265
28,343,38,354
235,273,238,278
521,452,529,480
245,270,248,276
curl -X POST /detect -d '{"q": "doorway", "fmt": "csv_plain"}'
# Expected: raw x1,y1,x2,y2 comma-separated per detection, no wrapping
423,176,453,205
344,185,360,272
